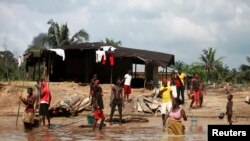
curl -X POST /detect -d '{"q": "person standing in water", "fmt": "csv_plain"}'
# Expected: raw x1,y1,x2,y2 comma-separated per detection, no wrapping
39,81,52,127
167,98,187,135
109,79,124,125
159,78,173,127
92,80,105,131
21,87,37,132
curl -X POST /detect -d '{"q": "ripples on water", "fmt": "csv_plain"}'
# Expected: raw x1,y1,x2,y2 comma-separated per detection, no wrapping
0,117,207,141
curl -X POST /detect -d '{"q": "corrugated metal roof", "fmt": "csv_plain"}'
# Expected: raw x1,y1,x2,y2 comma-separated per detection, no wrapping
60,42,175,67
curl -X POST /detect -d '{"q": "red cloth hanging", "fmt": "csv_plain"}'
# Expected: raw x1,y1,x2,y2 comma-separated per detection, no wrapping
109,53,114,66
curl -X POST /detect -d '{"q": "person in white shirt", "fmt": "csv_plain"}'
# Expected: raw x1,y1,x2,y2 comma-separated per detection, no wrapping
122,70,132,102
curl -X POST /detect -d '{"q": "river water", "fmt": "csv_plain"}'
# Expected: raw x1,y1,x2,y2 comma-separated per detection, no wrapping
1,116,247,141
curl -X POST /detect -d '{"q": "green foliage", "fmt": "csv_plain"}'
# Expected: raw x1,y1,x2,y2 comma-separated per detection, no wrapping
0,50,18,81
45,19,89,48
173,60,185,70
199,47,224,82
101,38,122,46
182,64,206,81
239,56,250,82
181,52,250,85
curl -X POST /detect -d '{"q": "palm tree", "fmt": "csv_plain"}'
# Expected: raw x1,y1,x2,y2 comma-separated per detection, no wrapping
175,60,185,69
240,56,250,71
199,47,224,82
101,38,122,46
44,19,89,48
214,63,233,83
239,56,250,81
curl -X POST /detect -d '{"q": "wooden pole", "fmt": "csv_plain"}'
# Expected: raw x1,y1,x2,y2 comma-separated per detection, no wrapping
166,67,168,79
144,63,147,89
110,66,113,84
47,52,51,88
38,50,41,81
16,80,25,127
135,64,137,78
32,63,36,81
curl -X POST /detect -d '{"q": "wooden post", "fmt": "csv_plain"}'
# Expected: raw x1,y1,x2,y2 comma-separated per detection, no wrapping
47,52,51,87
166,67,168,79
85,52,89,83
135,64,137,78
16,81,25,127
144,63,147,89
38,50,41,81
110,66,113,84
32,63,36,81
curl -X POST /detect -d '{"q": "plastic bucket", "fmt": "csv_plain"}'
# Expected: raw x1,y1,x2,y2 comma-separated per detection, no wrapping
87,115,94,125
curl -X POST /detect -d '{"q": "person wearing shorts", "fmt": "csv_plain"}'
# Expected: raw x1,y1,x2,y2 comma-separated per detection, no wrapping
159,78,173,127
39,81,51,127
92,80,105,131
109,79,124,125
122,70,132,101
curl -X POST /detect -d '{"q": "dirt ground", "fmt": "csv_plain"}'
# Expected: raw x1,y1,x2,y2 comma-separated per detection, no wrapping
0,81,250,141
0,81,250,119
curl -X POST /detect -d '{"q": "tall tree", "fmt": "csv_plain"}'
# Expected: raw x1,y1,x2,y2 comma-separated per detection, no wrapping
239,56,250,81
174,60,185,70
44,19,89,48
0,50,18,81
199,47,224,82
101,38,122,46
213,62,232,83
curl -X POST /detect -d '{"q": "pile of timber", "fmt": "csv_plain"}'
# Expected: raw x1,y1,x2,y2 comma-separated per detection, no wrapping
133,95,161,114
49,94,91,117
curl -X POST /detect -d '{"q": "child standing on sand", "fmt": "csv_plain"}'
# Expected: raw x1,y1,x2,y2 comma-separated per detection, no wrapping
226,94,233,125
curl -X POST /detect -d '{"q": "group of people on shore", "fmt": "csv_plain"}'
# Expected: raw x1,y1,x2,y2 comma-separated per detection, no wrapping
169,68,206,109
20,69,132,132
88,70,132,130
20,68,234,135
159,68,188,135
159,68,234,135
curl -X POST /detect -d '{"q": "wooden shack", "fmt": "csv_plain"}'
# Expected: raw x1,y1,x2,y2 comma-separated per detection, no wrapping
24,42,175,88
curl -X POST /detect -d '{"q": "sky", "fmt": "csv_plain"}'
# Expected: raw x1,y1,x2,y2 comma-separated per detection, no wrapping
0,0,250,70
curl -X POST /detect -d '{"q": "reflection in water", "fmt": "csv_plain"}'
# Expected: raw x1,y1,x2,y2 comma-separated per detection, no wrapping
0,117,209,141
44,130,51,141
27,131,37,141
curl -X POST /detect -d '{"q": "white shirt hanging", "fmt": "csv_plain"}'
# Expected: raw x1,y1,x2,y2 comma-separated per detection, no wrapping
18,56,23,67
48,49,65,61
96,50,106,63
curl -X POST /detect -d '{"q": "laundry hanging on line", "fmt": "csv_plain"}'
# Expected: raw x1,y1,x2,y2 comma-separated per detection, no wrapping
96,46,116,66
